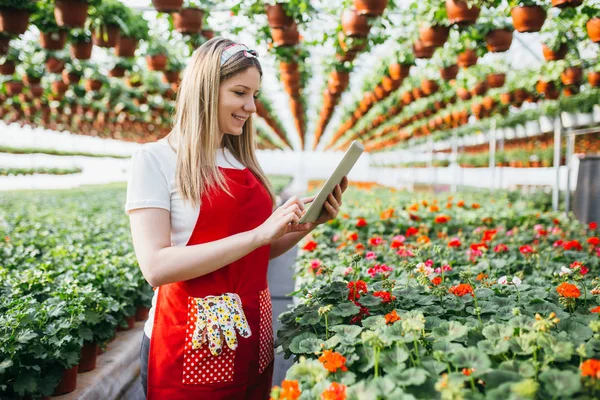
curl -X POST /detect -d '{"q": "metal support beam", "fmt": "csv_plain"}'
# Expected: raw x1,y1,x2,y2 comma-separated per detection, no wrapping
565,131,575,216
552,119,562,212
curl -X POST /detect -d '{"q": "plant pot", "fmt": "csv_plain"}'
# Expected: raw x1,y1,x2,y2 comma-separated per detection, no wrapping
5,81,22,96
588,71,600,87
265,4,293,28
24,75,41,86
419,25,449,48
92,24,120,48
485,29,513,52
338,31,366,52
525,120,541,136
541,43,567,61
445,0,480,26
136,306,150,321
45,58,65,74
456,87,471,101
587,18,600,43
486,73,505,88
85,79,103,91
421,79,438,95
163,70,180,83
413,40,435,59
79,342,97,373
513,88,528,102
551,0,583,8
560,66,582,86
152,0,183,12
510,6,546,33
52,81,69,94
40,31,67,50
593,105,600,123
115,37,137,57
53,365,78,396
0,36,9,55
482,96,495,111
341,8,370,37
470,81,487,96
500,92,512,105
55,0,89,28
354,0,388,16
71,41,93,60
0,60,15,75
561,111,577,128
146,54,168,71
577,112,593,127
539,116,554,132
271,23,300,46
457,49,477,68
388,63,410,81
201,29,215,40
0,8,30,34
62,70,80,85
109,66,126,77
440,64,458,80
173,8,203,34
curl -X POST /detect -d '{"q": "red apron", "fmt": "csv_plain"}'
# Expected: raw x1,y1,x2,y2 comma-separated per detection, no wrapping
147,167,275,400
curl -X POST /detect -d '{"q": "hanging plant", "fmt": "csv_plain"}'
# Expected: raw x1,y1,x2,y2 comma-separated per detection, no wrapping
54,0,98,29
32,0,68,50
271,22,300,46
145,40,169,71
163,57,185,83
413,1,451,47
580,2,600,43
152,0,184,13
69,28,93,60
61,61,83,85
477,12,514,53
509,0,548,33
109,58,134,77
45,50,69,73
354,0,388,17
0,46,18,75
445,0,484,26
88,0,130,48
341,8,371,37
22,61,45,86
0,0,37,35
551,0,583,8
83,66,108,91
117,11,149,57
172,0,205,34
539,14,574,61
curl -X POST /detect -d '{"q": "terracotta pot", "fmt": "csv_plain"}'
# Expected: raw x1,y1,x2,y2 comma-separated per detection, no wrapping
0,60,15,76
79,342,97,373
24,75,41,86
173,8,203,34
456,87,471,101
560,66,582,86
419,25,449,48
341,8,370,37
445,0,480,26
413,39,435,59
85,79,103,91
551,0,583,8
40,31,67,50
336,51,357,62
587,18,600,43
440,64,459,80
271,23,300,46
265,4,293,28
146,54,168,71
92,24,120,48
201,29,215,40
381,76,394,92
535,80,553,95
511,6,546,33
457,49,477,68
588,71,600,88
513,88,527,102
485,29,513,52
152,0,183,12
52,81,69,95
388,63,410,81
55,0,88,28
136,307,150,321
279,62,298,74
62,70,80,85
482,96,495,111
5,81,23,96
163,70,180,84
486,73,505,88
329,70,350,88
46,57,65,74
109,66,126,78
0,8,30,34
71,41,93,60
421,79,438,95
542,43,567,61
354,0,388,16
0,36,9,55
53,365,78,396
401,91,414,105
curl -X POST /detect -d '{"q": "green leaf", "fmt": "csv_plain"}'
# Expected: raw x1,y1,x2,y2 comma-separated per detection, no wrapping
14,373,37,396
331,302,360,317
362,315,386,329
16,329,38,344
0,359,13,374
298,310,320,326
289,332,318,354
380,346,409,374
539,369,581,398
298,337,325,354
431,321,468,342
478,339,510,356
482,324,513,341
329,324,363,338
391,368,429,387
449,347,491,375
358,294,383,307
483,370,522,390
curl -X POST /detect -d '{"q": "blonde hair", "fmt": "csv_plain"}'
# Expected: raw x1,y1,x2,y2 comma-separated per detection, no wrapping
167,37,275,208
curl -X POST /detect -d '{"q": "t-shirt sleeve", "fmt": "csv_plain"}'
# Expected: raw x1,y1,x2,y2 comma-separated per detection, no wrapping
125,147,171,214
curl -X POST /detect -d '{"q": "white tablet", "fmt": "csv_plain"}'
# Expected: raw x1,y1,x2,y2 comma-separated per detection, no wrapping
298,140,364,224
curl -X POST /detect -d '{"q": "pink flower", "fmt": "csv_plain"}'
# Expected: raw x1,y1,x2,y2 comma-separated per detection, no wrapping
434,265,452,274
506,229,515,236
332,234,340,242
553,240,564,248
597,247,600,257
467,249,483,262
396,248,415,257
390,235,406,249
519,245,535,254
367,264,393,278
551,227,562,235
494,244,509,253
365,251,377,260
425,259,434,267
310,259,322,271
344,266,353,276
534,224,543,232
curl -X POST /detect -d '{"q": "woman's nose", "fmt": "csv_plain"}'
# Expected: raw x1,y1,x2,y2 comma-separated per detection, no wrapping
243,98,256,114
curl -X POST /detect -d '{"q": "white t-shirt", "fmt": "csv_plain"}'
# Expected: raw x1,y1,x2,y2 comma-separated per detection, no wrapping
124,137,245,338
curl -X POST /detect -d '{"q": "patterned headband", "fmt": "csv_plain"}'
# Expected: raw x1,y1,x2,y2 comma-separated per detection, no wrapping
220,43,258,66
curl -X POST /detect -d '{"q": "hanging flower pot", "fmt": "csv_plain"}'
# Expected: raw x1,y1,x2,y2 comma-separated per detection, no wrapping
0,60,15,75
486,73,506,88
401,91,413,105
457,49,477,68
71,41,93,60
341,9,370,37
500,92,512,105
271,23,300,46
24,75,41,86
588,71,600,87
92,25,120,48
551,0,583,7
510,6,546,33
560,66,582,85
445,0,480,26
338,32,367,53
456,87,471,100
55,0,89,28
412,87,425,99
146,54,168,71
109,66,126,78
374,85,386,99
440,64,458,80
541,43,567,61
84,79,103,91
152,0,184,12
421,79,439,95
45,57,65,74
5,81,23,96
115,37,138,57
53,365,78,395
513,88,528,102
419,25,449,48
0,8,30,35
328,70,350,90
62,70,80,85
482,96,495,111
79,342,98,373
336,51,357,62
173,8,203,34
201,29,215,40
485,29,513,52
354,0,388,16
40,31,67,50
163,70,180,83
413,39,435,59
265,4,293,28
0,36,9,55
587,18,600,43
388,63,411,81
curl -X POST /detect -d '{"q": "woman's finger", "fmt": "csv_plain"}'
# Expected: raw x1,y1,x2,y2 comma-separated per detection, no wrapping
323,200,337,219
334,184,343,205
327,192,340,209
302,196,316,205
340,176,349,193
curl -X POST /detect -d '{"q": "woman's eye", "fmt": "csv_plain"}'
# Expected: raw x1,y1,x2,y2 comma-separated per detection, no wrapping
253,95,259,99
235,91,245,96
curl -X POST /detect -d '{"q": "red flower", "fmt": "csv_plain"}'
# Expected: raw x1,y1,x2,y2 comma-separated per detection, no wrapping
519,245,535,254
462,368,474,376
553,218,560,225
434,214,451,224
346,232,358,241
448,238,462,248
571,261,589,275
356,218,367,227
369,237,383,246
355,243,365,251
310,259,322,272
564,240,583,251
390,235,405,249
347,280,368,301
494,243,509,253
450,283,474,297
406,227,419,237
431,276,442,286
590,306,600,314
590,222,598,230
278,380,301,400
556,282,581,298
553,239,564,248
482,229,497,242
396,248,415,257
471,203,481,209
373,291,396,303
349,305,370,324
588,237,600,246
471,242,488,251
367,264,393,278
581,359,600,379
303,240,318,252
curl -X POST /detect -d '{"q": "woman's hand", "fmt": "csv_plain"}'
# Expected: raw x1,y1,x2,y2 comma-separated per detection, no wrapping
304,176,349,229
253,195,313,246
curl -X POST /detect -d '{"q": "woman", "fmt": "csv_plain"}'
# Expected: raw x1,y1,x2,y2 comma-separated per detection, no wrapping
125,37,348,399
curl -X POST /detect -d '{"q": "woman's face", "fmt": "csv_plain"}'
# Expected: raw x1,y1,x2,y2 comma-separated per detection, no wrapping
218,66,261,138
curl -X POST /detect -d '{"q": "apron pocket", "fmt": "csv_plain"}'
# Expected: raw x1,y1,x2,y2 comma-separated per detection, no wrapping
258,288,274,373
182,296,235,384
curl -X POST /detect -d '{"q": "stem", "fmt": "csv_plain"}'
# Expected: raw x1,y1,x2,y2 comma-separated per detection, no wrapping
533,347,539,379
473,294,482,325
374,346,380,378
584,283,588,308
413,336,421,366
325,314,329,340
513,283,521,304
470,376,476,392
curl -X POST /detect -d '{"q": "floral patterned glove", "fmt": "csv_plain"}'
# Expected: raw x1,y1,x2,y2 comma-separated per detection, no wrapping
191,293,251,356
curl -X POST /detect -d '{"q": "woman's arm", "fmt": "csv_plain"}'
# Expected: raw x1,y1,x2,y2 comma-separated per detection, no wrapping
269,226,316,259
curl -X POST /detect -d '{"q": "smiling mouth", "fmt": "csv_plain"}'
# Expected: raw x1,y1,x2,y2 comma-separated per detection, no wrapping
232,114,247,122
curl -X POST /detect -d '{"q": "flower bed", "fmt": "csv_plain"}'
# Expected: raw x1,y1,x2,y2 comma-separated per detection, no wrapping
272,187,600,399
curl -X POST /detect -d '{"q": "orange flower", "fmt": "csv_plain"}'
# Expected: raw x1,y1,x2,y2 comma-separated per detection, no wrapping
429,205,440,212
431,276,442,286
590,306,600,313
417,235,431,244
581,359,600,379
280,380,301,400
557,282,581,298
342,213,350,219
321,382,346,400
421,200,429,207
446,203,453,209
462,368,474,376
450,283,474,297
380,208,395,220
434,214,451,224
476,272,488,281
471,203,481,209
319,350,348,373
457,200,465,207
407,203,419,212
385,310,401,324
